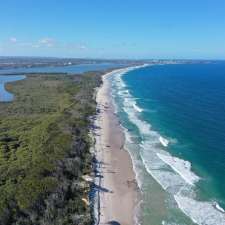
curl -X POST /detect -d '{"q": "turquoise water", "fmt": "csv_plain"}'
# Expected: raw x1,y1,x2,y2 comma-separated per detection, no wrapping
110,63,225,225
0,75,26,101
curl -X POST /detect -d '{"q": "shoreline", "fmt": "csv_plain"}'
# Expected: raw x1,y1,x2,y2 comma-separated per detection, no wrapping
104,64,225,225
94,68,139,225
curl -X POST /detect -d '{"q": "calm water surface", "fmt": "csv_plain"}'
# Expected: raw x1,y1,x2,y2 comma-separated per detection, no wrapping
0,62,124,102
0,63,124,74
0,75,26,102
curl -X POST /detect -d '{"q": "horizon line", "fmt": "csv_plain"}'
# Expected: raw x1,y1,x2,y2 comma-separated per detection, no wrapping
0,55,225,61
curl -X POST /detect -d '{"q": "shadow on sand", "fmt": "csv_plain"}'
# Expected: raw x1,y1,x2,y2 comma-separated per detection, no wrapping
107,221,121,225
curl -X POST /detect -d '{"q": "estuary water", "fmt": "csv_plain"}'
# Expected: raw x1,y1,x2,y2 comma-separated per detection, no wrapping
0,75,26,102
0,63,124,75
0,62,123,102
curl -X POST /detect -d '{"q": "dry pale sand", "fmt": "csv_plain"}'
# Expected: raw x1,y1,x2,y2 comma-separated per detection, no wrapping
94,69,138,225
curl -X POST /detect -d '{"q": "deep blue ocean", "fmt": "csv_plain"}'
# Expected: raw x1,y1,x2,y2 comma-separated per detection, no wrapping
110,63,225,225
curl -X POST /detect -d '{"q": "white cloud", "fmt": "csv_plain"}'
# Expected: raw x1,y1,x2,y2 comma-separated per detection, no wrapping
78,44,88,50
39,38,55,47
9,37,17,43
63,42,89,52
32,44,41,48
2,37,90,56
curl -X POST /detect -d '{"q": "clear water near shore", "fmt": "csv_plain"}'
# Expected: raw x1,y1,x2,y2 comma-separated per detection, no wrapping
109,63,225,225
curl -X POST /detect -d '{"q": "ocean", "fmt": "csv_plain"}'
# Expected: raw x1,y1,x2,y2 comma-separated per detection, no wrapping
110,63,225,225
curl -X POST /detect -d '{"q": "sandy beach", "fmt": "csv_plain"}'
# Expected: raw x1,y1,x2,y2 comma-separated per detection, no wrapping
94,69,138,225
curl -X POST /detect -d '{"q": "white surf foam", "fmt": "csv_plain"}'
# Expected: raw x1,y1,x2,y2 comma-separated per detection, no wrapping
133,102,143,113
140,143,188,193
157,153,200,186
175,195,225,225
215,203,225,213
159,136,170,147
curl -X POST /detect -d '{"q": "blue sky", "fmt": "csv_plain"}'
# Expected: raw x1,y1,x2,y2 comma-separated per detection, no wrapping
0,0,225,59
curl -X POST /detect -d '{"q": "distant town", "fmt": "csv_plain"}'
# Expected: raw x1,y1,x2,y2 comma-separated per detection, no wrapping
0,56,216,70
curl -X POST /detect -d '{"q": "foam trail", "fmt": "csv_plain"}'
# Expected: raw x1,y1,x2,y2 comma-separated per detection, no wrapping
175,195,225,225
133,102,143,112
157,153,200,186
159,136,170,147
215,203,225,213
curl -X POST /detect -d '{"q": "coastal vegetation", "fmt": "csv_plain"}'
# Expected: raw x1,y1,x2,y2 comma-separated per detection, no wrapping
0,72,102,225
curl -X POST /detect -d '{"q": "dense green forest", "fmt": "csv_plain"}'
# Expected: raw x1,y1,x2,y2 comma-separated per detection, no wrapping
0,72,102,225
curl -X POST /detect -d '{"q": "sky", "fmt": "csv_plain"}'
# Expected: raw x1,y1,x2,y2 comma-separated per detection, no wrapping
0,0,225,59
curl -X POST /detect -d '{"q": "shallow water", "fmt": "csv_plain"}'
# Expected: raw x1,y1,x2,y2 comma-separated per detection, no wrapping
0,75,26,102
